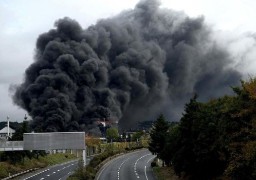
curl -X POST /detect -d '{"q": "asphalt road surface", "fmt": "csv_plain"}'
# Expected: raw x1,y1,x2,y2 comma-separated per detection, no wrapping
17,160,78,180
96,149,156,180
14,157,92,180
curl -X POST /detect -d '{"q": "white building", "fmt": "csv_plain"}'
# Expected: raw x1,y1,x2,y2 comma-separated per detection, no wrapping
0,126,15,139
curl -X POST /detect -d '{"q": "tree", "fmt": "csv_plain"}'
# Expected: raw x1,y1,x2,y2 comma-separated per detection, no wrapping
148,114,169,159
11,120,29,141
223,78,256,179
160,123,180,166
154,78,256,179
131,131,144,142
106,127,119,142
170,95,227,179
3,120,31,163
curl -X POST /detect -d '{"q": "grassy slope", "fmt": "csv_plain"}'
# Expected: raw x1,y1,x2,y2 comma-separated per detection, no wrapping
0,153,76,179
153,167,181,180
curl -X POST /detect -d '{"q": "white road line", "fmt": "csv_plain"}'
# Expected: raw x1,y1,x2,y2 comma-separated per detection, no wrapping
144,155,156,180
96,154,124,180
147,156,156,164
134,153,151,179
24,168,50,180
97,150,147,180
117,158,130,180
145,166,148,180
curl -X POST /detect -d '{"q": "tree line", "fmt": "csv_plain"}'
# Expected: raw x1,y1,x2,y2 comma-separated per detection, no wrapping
149,78,256,180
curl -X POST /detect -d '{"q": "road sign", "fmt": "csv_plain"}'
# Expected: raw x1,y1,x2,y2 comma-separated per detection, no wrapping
23,132,85,150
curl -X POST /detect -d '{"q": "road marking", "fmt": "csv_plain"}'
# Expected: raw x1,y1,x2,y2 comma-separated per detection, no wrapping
147,156,155,164
24,168,50,180
145,166,148,180
21,161,78,180
134,153,151,179
117,158,130,180
96,150,146,180
145,155,156,180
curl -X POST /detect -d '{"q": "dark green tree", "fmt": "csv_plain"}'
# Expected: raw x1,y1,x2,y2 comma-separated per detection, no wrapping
160,123,180,166
148,114,169,160
11,120,29,141
170,95,228,179
171,95,201,177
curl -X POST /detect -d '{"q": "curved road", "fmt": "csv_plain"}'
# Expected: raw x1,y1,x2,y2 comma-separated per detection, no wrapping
96,149,156,180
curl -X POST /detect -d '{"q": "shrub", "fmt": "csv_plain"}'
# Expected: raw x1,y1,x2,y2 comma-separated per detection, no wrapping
151,159,158,167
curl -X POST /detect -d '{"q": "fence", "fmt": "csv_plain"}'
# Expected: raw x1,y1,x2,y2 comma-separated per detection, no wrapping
0,141,23,151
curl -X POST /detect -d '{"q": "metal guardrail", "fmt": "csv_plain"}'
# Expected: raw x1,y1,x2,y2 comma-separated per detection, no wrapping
0,141,24,151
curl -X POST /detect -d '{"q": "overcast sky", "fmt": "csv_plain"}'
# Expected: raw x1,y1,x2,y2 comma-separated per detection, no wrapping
1,0,256,122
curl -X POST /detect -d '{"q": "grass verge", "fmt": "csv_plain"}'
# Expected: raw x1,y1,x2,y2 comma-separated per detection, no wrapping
153,166,180,180
0,153,76,179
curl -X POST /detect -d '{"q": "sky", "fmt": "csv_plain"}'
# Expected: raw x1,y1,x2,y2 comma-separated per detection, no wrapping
1,0,256,123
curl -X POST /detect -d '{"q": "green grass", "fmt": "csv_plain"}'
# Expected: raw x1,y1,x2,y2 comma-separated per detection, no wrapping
153,166,180,180
0,153,77,179
39,153,76,165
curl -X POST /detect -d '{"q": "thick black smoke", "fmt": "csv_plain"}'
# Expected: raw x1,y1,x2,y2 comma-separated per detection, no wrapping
13,0,241,131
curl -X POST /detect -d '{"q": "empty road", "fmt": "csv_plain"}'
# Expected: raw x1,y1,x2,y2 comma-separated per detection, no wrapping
96,149,156,180
13,157,93,180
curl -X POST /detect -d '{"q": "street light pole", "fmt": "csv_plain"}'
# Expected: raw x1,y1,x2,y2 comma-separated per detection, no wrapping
7,116,10,139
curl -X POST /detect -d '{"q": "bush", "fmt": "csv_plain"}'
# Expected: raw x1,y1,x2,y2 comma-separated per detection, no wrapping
151,158,158,167
0,163,8,179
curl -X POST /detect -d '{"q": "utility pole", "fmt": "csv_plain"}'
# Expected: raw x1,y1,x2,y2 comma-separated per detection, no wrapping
24,114,27,121
7,116,10,140
104,118,106,138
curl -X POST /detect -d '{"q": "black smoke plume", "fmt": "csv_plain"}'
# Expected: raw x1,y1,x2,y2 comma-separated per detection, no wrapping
13,0,241,131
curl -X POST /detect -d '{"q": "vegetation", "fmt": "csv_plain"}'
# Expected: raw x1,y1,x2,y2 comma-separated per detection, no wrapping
148,114,169,159
106,127,119,142
153,167,180,180
149,78,256,180
0,120,77,179
0,153,76,179
0,121,21,131
69,141,147,180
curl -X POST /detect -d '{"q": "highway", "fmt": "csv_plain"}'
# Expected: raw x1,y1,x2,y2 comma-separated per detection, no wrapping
96,149,156,180
13,157,92,180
